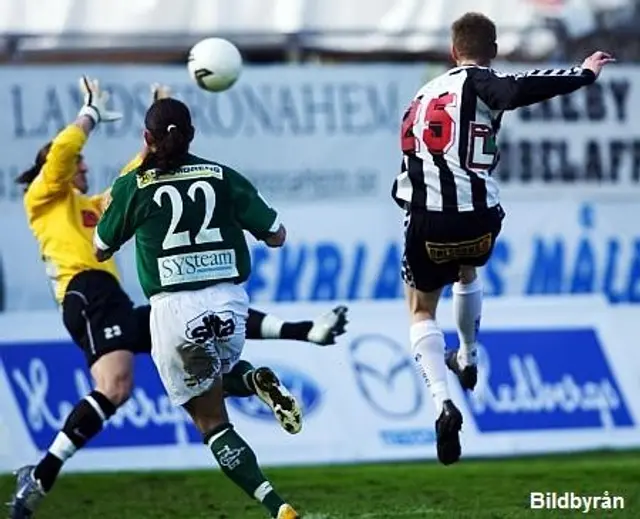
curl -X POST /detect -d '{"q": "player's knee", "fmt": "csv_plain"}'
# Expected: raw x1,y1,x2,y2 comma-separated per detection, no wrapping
405,285,439,321
99,371,133,407
458,266,477,284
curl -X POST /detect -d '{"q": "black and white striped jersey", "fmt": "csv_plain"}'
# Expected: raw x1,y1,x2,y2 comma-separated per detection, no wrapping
393,65,596,212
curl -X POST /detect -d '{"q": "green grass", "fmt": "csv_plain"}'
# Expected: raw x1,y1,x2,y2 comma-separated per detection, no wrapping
2,451,639,518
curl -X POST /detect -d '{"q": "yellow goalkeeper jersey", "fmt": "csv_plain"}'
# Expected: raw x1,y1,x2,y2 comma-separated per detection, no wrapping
23,125,140,304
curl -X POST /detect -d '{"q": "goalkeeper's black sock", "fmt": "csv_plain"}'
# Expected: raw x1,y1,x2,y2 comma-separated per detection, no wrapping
223,360,257,397
246,308,312,341
34,391,116,492
205,424,286,518
281,321,313,341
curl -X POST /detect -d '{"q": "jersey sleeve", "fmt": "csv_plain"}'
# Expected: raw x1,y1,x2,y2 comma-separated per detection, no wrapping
226,168,279,239
468,67,596,111
94,174,138,254
25,125,87,206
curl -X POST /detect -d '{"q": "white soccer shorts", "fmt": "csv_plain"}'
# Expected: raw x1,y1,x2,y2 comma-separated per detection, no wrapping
149,283,249,406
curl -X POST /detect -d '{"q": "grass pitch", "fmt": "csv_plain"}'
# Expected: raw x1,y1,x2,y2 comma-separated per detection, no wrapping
1,451,638,518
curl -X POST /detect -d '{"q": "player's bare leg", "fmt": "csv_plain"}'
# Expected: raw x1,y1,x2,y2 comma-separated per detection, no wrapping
405,284,463,466
223,360,302,434
184,376,299,519
445,265,481,390
246,306,348,346
8,351,133,518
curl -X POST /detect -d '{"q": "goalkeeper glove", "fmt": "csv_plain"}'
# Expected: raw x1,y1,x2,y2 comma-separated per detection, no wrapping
78,76,122,124
151,83,172,102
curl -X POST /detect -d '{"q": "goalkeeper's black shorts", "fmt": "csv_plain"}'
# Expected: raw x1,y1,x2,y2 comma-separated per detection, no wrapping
62,269,151,365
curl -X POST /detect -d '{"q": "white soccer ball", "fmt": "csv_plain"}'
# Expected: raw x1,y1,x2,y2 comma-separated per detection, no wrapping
187,38,243,93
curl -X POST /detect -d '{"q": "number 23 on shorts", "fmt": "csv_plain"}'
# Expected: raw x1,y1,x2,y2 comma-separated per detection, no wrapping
104,325,122,340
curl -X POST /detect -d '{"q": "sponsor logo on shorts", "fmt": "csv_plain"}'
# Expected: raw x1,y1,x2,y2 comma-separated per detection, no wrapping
185,311,237,344
425,233,492,264
158,249,239,286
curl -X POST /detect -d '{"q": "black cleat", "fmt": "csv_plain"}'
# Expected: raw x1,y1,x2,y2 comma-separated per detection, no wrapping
435,400,463,466
445,349,478,391
252,367,302,434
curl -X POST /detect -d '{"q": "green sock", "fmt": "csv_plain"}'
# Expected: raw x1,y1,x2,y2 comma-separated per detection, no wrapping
223,360,256,397
206,425,285,518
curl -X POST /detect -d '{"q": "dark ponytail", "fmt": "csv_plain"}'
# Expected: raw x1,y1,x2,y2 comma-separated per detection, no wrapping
149,126,192,172
15,141,52,190
140,98,194,174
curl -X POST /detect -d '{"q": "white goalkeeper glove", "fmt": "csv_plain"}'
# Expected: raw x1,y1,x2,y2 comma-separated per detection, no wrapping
151,83,172,102
78,76,122,124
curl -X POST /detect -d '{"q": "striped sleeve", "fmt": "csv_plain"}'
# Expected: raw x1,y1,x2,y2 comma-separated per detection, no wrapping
468,66,596,111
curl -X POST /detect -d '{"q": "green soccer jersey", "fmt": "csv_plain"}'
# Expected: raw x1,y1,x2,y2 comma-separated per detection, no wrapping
95,154,279,299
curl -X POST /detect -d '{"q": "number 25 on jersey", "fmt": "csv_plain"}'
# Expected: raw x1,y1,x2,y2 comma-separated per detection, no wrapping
401,93,457,155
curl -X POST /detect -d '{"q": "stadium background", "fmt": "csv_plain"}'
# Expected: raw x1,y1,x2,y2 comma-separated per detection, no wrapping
1,1,640,517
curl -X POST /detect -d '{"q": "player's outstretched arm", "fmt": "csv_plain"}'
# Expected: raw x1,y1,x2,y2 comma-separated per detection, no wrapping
580,51,616,78
25,76,122,204
29,119,92,200
469,51,615,111
246,306,349,346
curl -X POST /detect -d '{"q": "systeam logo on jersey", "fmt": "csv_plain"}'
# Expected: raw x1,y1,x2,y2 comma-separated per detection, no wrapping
227,364,322,421
452,329,634,432
349,335,435,446
1,341,202,450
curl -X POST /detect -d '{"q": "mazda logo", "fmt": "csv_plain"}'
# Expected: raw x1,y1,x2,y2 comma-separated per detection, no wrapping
349,334,423,418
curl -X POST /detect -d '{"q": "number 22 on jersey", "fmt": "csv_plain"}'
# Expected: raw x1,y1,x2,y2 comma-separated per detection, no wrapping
153,180,223,250
401,93,457,155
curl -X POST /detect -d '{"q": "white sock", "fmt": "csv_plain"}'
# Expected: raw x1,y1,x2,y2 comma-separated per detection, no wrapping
452,277,483,369
410,320,450,414
260,314,284,338
49,432,77,462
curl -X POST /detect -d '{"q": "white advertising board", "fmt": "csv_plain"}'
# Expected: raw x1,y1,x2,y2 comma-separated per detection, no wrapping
1,296,639,474
2,65,640,311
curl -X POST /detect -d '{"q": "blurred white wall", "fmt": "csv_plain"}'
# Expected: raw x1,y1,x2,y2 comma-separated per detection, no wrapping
0,0,560,57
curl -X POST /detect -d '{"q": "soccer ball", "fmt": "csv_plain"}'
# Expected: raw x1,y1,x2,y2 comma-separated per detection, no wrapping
187,38,243,93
